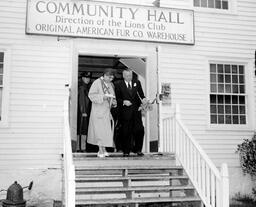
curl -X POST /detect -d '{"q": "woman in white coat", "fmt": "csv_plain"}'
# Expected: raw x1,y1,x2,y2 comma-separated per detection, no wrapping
87,68,117,158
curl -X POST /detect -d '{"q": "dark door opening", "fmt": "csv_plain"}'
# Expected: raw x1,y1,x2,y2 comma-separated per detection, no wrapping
76,55,141,153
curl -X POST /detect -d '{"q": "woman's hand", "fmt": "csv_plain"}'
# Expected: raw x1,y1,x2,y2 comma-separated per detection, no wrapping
103,95,109,100
104,93,115,100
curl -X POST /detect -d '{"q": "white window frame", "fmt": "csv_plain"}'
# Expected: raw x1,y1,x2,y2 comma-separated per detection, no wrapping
206,58,254,131
193,0,237,15
0,47,11,128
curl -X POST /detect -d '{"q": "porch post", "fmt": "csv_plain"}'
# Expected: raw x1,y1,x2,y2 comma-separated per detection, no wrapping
220,163,229,207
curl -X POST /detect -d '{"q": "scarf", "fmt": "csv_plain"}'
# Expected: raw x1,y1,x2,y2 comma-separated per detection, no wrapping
100,77,113,107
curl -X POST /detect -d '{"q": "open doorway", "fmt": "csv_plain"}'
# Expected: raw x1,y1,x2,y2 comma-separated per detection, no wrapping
74,55,158,153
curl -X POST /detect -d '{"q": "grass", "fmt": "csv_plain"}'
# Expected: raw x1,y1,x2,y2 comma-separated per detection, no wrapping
230,193,256,207
230,204,255,207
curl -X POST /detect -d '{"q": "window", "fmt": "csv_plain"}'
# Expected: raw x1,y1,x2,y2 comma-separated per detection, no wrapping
0,48,10,127
0,52,4,121
210,63,246,125
194,0,229,10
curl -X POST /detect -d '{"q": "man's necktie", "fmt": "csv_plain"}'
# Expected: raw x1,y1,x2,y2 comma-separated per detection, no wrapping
128,82,132,89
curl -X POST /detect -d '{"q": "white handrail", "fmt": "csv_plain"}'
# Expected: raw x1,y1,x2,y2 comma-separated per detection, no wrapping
159,104,229,207
63,87,75,207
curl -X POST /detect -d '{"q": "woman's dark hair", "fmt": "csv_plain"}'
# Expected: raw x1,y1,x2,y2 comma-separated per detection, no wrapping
103,68,115,76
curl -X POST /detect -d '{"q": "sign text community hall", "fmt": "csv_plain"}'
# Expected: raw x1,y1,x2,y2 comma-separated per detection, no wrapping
26,0,194,44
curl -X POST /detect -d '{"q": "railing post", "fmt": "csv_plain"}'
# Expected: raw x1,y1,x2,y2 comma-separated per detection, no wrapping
158,115,163,152
220,163,229,207
63,85,75,207
174,104,180,155
175,104,180,119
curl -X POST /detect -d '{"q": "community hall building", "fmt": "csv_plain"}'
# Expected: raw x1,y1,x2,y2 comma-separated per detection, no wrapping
0,0,256,206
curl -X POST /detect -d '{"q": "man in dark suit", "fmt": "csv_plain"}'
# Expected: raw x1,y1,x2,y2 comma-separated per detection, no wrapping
77,72,92,152
115,69,146,157
77,72,98,153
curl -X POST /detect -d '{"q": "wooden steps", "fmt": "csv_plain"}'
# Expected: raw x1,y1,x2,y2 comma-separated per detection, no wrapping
76,175,189,182
73,153,201,207
76,185,195,193
76,196,201,205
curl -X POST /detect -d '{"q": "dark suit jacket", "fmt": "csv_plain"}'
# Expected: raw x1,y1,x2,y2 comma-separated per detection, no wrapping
77,81,91,134
115,79,145,121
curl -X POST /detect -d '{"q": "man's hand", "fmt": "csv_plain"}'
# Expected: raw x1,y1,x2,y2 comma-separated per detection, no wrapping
123,100,132,106
82,113,87,117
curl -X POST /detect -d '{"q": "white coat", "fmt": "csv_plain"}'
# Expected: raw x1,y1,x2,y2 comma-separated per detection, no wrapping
87,77,115,147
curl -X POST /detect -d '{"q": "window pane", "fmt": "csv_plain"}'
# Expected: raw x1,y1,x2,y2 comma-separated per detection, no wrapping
239,96,245,104
217,64,223,73
210,105,217,113
210,64,216,73
225,105,231,114
194,0,200,6
210,95,217,103
232,65,238,74
218,74,224,83
239,75,244,83
208,0,214,8
215,0,221,8
201,0,207,7
232,75,238,83
225,95,231,104
224,65,231,73
210,74,217,82
239,106,245,114
240,116,246,124
211,84,217,92
225,115,231,124
225,84,231,93
0,52,4,62
239,85,245,93
211,115,217,123
233,115,239,124
239,65,244,74
218,115,224,124
225,75,231,83
218,84,224,93
232,85,238,93
222,1,228,9
0,64,3,74
217,95,224,104
232,105,238,114
232,96,238,104
0,87,2,119
218,105,224,114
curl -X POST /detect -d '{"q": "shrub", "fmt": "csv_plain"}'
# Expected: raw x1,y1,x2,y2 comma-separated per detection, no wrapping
237,133,256,176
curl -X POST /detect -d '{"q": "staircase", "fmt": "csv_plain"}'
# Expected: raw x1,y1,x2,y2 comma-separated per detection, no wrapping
73,153,202,207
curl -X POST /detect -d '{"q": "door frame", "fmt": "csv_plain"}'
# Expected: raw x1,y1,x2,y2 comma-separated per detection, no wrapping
70,41,157,153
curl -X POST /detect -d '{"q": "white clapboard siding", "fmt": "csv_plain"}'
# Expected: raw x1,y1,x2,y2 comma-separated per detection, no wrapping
103,0,191,7
161,0,192,8
98,0,153,6
0,0,71,170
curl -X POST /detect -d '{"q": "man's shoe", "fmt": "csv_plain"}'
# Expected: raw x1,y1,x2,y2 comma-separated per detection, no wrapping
137,152,144,156
123,153,129,157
